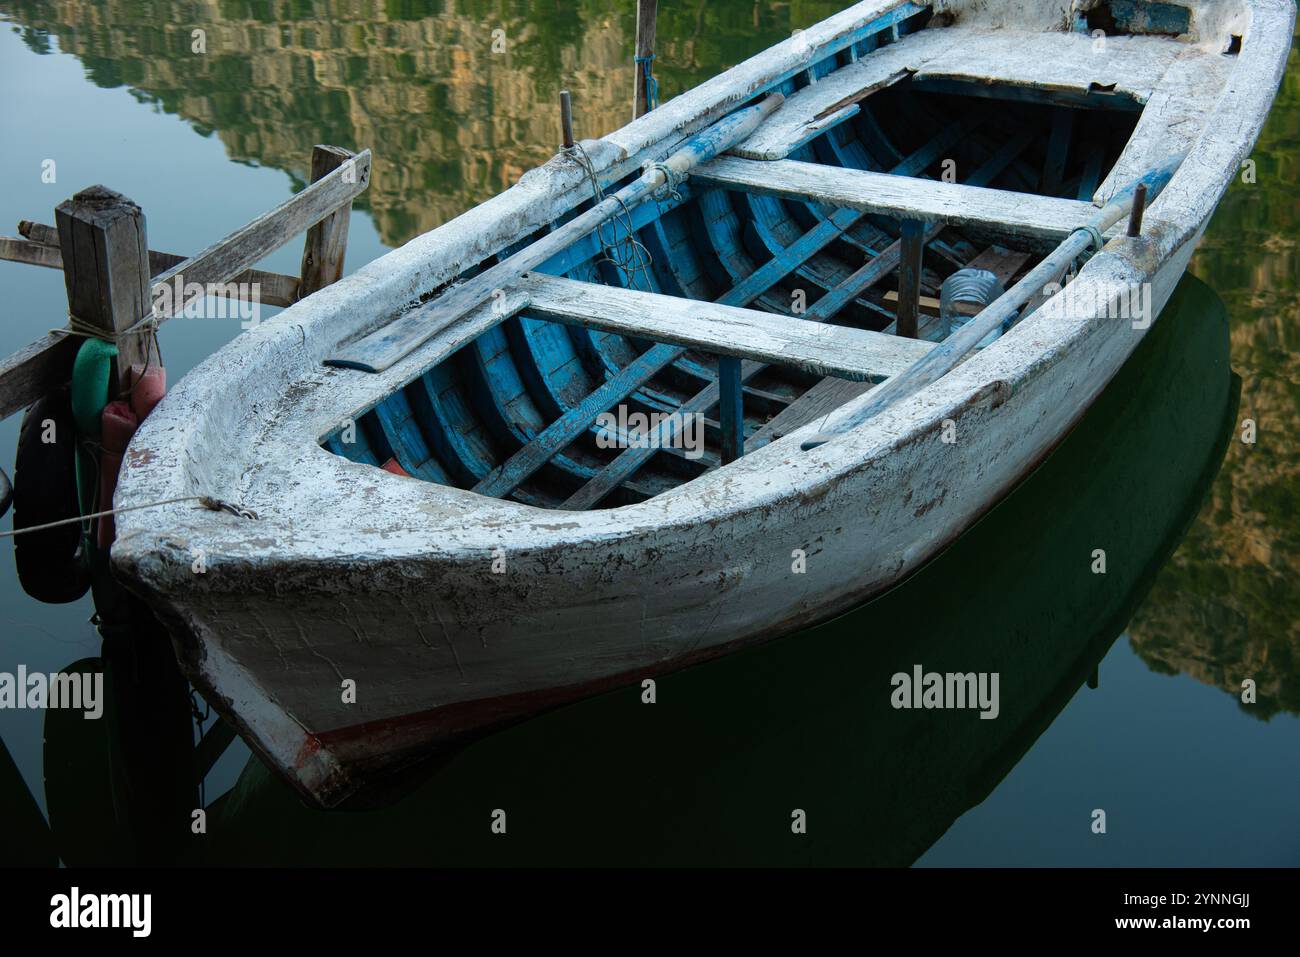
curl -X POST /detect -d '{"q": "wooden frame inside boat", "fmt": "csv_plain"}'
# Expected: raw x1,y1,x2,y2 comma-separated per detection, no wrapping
320,5,1153,510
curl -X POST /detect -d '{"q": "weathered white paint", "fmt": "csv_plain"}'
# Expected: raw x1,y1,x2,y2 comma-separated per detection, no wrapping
730,27,964,160
111,0,1294,808
913,29,1184,102
1095,49,1234,203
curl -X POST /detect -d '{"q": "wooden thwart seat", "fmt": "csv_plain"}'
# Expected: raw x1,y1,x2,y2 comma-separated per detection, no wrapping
911,30,1182,107
521,273,935,383
694,157,1118,242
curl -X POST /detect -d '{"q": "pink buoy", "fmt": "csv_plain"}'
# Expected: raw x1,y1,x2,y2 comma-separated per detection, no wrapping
129,364,167,420
98,400,139,548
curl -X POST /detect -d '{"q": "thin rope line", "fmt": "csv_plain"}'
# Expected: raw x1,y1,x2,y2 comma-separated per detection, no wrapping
0,494,256,538
562,141,656,292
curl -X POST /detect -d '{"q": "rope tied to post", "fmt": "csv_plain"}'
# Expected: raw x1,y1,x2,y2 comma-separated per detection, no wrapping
634,53,659,112
50,309,163,401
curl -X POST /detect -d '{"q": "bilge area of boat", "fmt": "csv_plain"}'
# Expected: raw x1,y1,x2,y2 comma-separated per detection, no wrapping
322,13,1152,511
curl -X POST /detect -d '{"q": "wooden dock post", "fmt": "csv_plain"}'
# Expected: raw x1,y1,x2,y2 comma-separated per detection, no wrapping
896,219,925,339
54,186,157,393
299,145,355,297
633,0,659,119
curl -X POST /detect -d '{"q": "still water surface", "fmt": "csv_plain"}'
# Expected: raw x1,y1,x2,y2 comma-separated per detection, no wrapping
0,2,1295,865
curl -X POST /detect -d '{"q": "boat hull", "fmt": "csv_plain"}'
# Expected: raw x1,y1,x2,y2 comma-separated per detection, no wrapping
109,0,1295,808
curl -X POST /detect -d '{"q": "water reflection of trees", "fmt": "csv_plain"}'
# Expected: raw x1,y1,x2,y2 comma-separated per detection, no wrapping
1129,25,1299,719
0,0,841,244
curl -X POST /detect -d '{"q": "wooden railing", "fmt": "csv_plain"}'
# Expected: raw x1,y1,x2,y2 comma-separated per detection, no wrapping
0,144,371,419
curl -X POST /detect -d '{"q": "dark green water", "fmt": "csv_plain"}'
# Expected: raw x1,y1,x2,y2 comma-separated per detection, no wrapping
0,2,1295,866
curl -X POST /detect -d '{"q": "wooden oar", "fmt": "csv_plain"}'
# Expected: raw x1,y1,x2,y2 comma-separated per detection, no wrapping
800,154,1186,451
327,93,786,373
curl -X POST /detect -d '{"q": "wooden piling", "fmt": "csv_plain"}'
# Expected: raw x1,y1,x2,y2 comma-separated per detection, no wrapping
560,90,575,149
0,146,370,421
298,145,356,296
633,0,659,119
54,186,157,394
896,219,925,339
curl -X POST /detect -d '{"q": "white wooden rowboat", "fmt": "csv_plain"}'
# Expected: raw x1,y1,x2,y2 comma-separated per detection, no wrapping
112,0,1294,808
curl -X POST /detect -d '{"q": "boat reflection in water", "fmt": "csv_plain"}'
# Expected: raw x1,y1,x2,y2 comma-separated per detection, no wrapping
24,274,1238,865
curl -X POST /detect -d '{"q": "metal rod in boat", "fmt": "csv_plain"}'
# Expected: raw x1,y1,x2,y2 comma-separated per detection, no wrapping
327,93,785,373
800,154,1187,451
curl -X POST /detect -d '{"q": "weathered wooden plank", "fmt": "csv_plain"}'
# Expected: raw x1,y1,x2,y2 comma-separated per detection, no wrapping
882,289,979,318
153,149,371,314
730,27,960,160
17,219,300,305
0,236,62,269
522,273,933,382
8,230,299,307
965,245,1031,286
911,29,1182,104
695,156,1118,242
299,145,355,297
0,333,79,421
55,186,156,393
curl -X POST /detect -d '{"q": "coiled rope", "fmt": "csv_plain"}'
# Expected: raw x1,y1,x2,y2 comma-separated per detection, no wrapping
562,141,656,291
51,309,163,402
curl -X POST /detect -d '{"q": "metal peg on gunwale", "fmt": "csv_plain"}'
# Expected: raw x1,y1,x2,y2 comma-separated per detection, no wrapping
1127,183,1148,237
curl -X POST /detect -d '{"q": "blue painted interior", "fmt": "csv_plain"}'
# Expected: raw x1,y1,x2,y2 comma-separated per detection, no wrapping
322,6,1143,509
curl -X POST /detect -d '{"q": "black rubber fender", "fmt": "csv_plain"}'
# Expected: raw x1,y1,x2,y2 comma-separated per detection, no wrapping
12,385,91,603
0,465,11,520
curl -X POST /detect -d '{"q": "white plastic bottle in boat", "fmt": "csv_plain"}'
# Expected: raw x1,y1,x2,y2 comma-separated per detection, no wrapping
939,268,1007,347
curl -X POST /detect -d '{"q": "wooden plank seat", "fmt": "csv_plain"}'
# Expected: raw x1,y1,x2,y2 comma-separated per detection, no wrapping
521,273,935,382
909,29,1184,107
730,26,1196,171
694,156,1121,242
